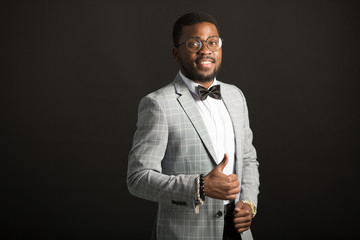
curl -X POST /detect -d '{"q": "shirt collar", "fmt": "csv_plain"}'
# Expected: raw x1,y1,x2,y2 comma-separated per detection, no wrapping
179,71,218,97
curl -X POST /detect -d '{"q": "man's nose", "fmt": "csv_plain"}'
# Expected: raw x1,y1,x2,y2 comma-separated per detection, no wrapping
198,41,212,55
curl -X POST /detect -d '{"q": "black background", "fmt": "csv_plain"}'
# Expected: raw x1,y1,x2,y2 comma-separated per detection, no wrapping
2,0,360,239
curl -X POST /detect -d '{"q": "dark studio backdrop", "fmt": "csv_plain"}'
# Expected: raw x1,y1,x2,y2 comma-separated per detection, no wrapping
2,0,359,239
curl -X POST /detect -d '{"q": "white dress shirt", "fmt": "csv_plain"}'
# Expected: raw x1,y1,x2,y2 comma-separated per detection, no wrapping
179,71,235,204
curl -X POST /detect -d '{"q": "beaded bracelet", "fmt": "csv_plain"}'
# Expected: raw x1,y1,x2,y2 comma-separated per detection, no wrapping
195,175,204,213
199,174,205,201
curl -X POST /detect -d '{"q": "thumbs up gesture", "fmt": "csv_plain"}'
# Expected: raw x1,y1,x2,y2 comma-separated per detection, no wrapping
204,154,240,200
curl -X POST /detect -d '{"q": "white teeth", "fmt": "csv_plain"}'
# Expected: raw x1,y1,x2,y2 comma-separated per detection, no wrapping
200,61,211,64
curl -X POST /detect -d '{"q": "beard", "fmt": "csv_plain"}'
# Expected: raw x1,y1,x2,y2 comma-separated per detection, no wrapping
179,58,222,83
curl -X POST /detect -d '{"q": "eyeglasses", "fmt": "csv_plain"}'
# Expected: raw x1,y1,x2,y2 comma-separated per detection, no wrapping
175,36,223,53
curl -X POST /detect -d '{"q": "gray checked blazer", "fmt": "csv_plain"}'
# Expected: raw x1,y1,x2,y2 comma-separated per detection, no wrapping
127,74,259,240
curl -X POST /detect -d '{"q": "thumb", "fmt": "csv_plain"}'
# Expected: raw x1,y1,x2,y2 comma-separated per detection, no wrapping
216,153,229,171
234,201,244,214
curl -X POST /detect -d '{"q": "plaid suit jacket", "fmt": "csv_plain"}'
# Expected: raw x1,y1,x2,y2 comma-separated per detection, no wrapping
127,74,259,240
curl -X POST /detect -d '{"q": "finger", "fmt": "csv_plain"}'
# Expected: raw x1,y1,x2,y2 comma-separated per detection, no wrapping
234,219,252,232
228,174,238,182
233,210,251,218
227,187,240,195
233,215,252,224
234,207,241,213
225,194,237,201
234,209,251,217
217,153,229,171
231,180,240,188
235,201,245,209
234,221,251,228
234,219,251,232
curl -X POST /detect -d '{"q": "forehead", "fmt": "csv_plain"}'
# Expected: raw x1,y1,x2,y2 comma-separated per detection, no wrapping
180,22,219,40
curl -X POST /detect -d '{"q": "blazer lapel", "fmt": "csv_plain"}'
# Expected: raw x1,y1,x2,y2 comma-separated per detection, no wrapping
173,74,219,165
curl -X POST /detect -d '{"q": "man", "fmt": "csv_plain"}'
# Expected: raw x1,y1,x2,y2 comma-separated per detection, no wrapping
127,12,259,240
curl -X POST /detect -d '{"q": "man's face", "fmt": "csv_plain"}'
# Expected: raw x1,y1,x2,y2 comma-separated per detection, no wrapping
173,22,222,83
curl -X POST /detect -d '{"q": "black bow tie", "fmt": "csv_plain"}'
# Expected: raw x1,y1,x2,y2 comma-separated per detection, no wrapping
197,85,221,101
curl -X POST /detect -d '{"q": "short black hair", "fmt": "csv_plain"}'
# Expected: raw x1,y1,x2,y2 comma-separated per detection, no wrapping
172,12,220,46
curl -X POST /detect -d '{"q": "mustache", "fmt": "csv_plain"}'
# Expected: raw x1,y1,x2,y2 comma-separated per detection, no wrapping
195,56,216,63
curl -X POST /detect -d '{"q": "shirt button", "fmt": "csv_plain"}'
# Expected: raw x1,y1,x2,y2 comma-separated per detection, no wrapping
216,211,223,217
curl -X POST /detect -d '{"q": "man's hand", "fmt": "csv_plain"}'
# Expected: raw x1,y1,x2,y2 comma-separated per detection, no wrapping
204,154,240,200
233,201,252,233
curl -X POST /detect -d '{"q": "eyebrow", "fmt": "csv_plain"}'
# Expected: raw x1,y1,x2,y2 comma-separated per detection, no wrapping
187,35,219,39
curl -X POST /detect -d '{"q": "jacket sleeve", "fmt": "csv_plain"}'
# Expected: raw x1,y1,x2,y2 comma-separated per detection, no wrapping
127,95,197,209
238,90,260,208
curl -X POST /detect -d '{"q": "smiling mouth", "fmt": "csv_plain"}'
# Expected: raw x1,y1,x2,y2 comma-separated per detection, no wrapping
196,58,215,68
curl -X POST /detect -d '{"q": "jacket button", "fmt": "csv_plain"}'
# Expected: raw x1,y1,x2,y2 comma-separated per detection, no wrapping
216,211,223,217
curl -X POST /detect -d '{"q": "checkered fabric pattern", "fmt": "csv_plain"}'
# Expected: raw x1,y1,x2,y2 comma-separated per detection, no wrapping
127,74,259,240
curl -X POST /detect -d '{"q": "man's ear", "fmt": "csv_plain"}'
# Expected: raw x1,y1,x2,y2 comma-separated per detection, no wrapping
172,47,180,63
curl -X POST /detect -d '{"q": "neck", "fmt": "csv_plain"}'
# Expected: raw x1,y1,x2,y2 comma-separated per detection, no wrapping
193,80,214,89
178,71,215,89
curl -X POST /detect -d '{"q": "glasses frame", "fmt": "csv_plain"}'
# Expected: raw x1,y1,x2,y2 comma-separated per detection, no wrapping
175,35,223,53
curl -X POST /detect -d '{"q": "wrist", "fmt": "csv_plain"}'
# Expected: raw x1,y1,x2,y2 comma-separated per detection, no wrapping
241,200,257,218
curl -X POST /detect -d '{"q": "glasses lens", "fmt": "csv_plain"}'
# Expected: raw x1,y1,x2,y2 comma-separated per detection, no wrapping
186,38,201,52
184,37,222,52
207,37,222,51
